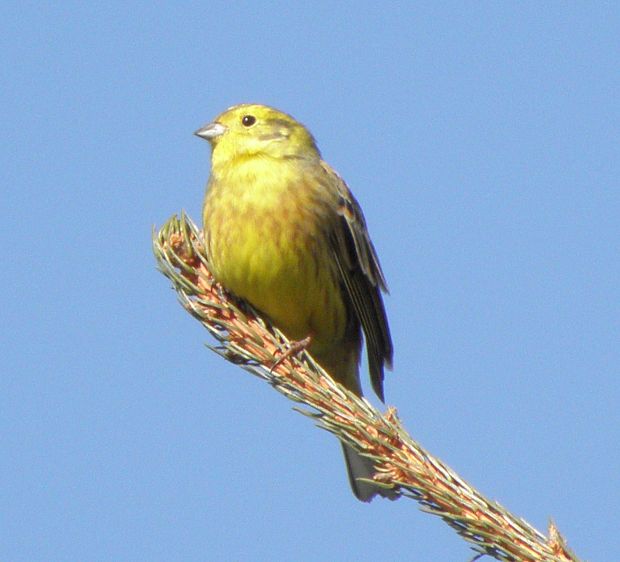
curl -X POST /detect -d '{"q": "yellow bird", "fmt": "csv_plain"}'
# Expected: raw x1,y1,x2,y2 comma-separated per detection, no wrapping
196,104,394,501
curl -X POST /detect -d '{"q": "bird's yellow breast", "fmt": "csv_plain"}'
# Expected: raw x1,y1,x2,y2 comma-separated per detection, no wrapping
203,156,347,350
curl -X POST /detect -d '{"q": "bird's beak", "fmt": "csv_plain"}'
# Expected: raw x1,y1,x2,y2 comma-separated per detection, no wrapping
194,122,227,141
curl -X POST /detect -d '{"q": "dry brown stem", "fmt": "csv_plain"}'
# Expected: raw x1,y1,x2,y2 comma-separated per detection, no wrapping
153,213,581,562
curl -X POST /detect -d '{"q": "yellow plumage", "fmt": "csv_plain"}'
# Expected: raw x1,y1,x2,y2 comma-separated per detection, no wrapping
197,104,393,501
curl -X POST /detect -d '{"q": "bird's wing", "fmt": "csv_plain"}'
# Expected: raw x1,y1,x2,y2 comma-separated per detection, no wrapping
321,161,393,401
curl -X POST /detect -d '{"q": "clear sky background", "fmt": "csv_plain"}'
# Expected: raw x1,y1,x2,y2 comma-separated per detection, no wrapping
2,3,618,561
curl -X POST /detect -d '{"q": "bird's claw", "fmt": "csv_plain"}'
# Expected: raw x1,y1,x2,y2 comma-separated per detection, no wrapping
270,335,313,372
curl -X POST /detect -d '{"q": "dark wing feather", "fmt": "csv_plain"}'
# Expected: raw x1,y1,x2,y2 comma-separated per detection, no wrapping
322,162,393,401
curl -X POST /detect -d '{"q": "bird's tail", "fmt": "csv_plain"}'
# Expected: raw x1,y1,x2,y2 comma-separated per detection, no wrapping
341,443,398,502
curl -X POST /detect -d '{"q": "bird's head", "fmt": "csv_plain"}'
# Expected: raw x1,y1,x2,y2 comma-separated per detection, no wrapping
195,104,320,167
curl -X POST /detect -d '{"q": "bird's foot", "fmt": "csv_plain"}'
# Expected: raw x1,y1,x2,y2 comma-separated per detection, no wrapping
270,335,313,372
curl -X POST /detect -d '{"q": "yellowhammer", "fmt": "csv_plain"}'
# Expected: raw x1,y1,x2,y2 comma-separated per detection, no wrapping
196,104,394,501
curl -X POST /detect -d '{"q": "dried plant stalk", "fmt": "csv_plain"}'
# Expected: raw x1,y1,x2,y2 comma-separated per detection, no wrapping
153,213,581,562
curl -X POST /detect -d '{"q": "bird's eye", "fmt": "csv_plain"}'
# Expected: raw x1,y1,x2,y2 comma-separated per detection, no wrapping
241,115,256,127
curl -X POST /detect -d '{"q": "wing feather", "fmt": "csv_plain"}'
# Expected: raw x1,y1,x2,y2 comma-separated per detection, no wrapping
321,162,393,401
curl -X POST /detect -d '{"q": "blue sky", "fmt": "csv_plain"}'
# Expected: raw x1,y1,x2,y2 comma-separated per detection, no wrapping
2,3,618,561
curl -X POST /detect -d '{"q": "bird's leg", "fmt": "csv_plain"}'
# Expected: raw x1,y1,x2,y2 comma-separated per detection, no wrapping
270,334,313,371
